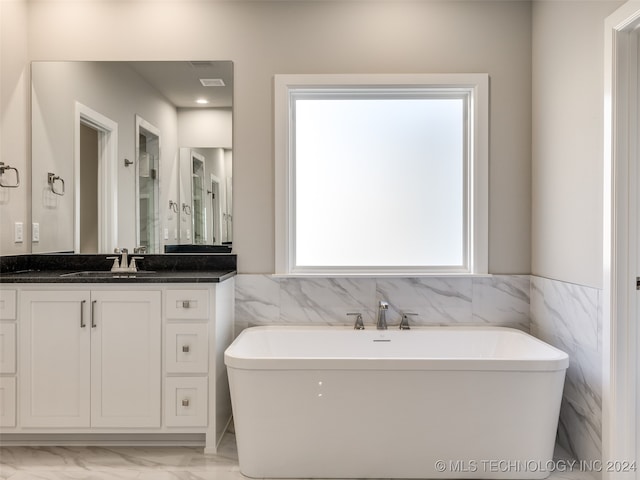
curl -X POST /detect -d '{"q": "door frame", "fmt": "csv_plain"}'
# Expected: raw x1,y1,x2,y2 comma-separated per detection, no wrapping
74,102,118,253
603,2,640,478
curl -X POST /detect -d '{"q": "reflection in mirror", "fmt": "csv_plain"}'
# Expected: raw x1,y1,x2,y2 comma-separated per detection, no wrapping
179,148,232,247
136,116,161,253
30,61,233,254
191,153,206,245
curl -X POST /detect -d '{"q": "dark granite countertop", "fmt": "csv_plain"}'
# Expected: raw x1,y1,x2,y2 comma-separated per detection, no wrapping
0,254,236,284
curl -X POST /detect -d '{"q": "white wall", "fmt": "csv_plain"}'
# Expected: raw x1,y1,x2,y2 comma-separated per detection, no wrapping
178,108,232,149
30,62,178,253
532,1,623,289
5,0,532,274
0,0,29,255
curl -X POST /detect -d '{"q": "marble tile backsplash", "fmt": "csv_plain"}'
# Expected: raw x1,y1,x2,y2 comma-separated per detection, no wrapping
530,276,603,467
235,274,530,332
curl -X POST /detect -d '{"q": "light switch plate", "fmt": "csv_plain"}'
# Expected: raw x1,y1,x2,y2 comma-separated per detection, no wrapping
32,223,40,242
14,222,23,243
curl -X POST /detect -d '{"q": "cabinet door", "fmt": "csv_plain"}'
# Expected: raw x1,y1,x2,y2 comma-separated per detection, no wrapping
90,290,161,427
0,323,16,374
0,289,16,320
20,291,91,427
0,377,16,427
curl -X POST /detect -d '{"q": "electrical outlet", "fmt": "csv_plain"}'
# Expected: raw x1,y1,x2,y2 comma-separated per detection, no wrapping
32,223,40,242
163,228,169,241
14,222,23,243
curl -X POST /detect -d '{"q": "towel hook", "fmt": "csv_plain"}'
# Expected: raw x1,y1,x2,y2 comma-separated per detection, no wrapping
0,162,20,188
169,200,179,213
47,172,65,196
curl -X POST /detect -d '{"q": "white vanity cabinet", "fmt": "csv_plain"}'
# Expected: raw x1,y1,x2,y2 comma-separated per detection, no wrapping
163,281,235,452
0,289,17,428
19,289,161,428
164,289,210,428
2,277,234,454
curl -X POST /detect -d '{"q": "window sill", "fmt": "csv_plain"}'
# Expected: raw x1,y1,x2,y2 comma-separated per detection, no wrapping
271,273,495,279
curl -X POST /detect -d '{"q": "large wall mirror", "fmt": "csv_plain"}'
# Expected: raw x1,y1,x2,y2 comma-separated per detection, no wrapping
31,61,233,254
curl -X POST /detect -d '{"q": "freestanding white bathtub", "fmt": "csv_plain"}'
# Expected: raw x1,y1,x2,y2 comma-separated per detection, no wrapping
225,326,569,479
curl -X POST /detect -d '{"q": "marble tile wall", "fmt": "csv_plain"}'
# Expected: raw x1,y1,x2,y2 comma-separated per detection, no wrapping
530,276,603,465
235,274,531,332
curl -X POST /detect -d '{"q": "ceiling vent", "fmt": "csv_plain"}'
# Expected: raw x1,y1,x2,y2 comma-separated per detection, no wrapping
200,78,226,87
190,61,216,68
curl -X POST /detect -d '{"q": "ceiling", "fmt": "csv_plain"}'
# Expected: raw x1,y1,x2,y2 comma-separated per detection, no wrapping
128,61,233,109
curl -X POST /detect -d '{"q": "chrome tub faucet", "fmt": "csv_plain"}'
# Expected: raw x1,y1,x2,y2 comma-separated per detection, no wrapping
377,301,389,330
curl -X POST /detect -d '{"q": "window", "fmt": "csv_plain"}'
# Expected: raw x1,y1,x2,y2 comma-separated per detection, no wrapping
275,74,488,275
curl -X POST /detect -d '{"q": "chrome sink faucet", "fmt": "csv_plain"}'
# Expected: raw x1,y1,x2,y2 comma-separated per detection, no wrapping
119,248,128,270
109,248,143,273
377,301,389,330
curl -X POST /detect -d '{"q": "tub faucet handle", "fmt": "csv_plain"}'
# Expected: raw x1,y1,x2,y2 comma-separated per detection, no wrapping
400,312,417,330
347,312,365,330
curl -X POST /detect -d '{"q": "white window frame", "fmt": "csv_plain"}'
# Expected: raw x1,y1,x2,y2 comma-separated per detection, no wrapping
274,73,489,275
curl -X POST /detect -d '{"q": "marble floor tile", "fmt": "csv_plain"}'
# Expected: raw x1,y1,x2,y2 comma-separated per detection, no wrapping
0,435,598,480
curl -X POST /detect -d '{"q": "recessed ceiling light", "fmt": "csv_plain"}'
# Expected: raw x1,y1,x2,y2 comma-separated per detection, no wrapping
196,98,209,105
200,78,225,87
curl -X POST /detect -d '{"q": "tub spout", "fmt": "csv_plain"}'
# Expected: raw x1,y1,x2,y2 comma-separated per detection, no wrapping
376,301,389,330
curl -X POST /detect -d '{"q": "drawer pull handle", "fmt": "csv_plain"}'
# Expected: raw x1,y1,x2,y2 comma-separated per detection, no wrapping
91,300,97,328
182,300,191,308
182,345,190,353
182,399,190,407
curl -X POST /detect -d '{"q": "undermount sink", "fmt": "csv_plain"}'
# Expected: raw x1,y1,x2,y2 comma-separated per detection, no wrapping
59,270,157,278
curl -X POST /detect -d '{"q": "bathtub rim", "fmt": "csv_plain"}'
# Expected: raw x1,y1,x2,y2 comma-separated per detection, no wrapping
225,325,569,372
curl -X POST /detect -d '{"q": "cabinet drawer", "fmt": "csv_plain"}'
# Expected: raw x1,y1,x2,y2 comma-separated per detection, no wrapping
165,290,209,320
166,323,208,374
165,377,207,427
0,290,16,320
0,377,16,427
0,323,16,374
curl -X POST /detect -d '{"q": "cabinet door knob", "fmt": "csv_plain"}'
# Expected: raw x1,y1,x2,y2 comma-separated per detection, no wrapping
182,345,190,353
182,399,190,407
